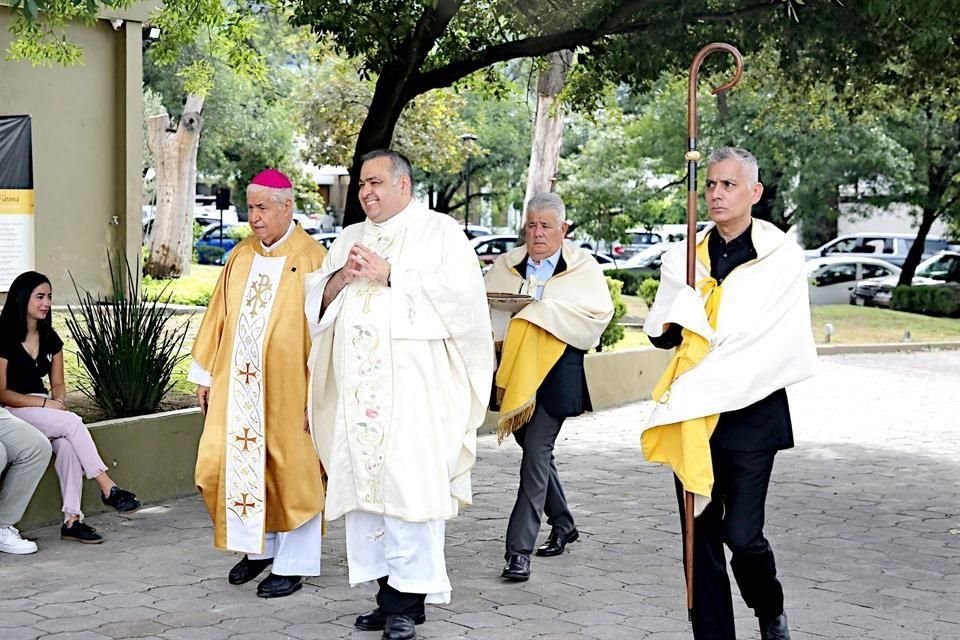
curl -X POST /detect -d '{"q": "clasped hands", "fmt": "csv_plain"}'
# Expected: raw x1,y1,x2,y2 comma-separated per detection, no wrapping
341,243,390,287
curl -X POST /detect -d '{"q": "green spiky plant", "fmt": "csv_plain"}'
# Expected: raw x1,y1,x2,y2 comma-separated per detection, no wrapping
66,254,192,418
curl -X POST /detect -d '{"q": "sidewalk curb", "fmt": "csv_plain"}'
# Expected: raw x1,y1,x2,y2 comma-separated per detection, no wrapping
817,341,960,355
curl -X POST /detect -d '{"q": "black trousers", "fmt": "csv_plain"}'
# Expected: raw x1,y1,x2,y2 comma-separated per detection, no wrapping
376,576,426,618
674,447,784,640
504,403,575,559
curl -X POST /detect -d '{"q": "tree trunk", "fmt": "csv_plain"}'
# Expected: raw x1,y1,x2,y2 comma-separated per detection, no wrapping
145,93,204,279
898,207,937,285
341,67,416,226
523,50,574,208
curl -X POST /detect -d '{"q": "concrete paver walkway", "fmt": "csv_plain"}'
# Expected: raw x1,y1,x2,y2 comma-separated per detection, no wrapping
2,351,958,639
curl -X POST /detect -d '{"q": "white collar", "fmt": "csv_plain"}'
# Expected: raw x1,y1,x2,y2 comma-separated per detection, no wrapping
369,199,418,230
261,220,296,253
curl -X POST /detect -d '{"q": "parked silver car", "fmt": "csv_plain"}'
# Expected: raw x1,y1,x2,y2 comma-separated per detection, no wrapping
805,256,900,306
850,250,960,307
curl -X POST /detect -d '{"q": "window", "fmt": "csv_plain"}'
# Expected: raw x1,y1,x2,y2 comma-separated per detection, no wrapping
919,255,960,282
824,238,859,254
861,263,895,279
477,238,517,255
814,263,858,286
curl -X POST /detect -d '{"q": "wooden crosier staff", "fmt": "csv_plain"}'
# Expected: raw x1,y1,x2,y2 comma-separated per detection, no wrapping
683,42,744,623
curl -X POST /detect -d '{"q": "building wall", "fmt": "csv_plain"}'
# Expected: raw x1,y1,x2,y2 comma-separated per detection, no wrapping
0,7,142,302
838,202,949,238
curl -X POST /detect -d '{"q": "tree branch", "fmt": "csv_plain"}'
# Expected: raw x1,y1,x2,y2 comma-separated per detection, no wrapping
409,0,790,96
691,1,792,23
410,28,601,94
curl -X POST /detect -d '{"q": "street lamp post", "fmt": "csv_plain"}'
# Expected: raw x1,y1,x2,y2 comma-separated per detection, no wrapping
460,133,478,231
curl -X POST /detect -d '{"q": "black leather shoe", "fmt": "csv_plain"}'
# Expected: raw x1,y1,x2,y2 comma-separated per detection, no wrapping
256,573,302,598
355,608,426,631
760,612,791,640
382,614,417,640
535,528,580,557
501,554,531,581
228,555,273,585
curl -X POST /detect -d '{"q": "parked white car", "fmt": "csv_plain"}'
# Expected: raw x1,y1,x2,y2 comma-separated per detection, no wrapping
806,256,901,305
804,232,950,267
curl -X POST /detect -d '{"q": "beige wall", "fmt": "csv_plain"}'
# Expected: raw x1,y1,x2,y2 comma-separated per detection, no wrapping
0,7,142,302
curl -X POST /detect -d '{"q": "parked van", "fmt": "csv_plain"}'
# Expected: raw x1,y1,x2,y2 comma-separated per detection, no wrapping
804,233,950,267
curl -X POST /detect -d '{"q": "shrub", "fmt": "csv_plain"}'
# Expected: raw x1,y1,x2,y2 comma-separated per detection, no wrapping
638,277,660,308
142,273,213,307
891,284,960,317
195,244,226,265
605,269,640,296
226,225,253,240
66,255,193,418
599,276,627,350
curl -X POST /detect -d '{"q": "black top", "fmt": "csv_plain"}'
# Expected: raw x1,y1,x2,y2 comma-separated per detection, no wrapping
0,329,64,395
649,225,793,452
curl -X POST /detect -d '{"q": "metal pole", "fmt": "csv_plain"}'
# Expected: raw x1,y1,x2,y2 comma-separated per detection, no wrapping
684,42,744,624
464,157,471,230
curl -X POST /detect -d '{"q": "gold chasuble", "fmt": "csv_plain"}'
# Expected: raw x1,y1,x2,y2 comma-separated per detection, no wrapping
193,225,327,553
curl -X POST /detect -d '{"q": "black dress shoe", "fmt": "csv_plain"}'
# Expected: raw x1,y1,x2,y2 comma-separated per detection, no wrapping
382,614,417,640
256,573,302,598
760,612,791,640
228,555,273,585
501,554,531,581
535,527,580,557
355,608,426,631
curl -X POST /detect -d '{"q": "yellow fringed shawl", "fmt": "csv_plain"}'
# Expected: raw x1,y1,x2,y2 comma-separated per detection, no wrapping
641,239,722,504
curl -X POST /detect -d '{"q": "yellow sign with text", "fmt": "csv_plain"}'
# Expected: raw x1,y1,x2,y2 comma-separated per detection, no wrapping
0,189,35,215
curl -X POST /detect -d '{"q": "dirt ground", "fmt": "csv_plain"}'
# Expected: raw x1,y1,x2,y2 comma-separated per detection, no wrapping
66,390,198,423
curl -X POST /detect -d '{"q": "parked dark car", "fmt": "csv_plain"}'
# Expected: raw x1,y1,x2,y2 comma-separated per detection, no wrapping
195,223,246,265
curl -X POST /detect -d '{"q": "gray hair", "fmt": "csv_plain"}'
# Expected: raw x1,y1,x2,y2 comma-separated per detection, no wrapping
707,147,759,186
247,184,295,209
524,192,566,225
360,148,414,188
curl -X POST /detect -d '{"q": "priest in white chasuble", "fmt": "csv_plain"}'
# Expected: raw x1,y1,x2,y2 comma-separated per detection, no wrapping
305,149,493,640
190,169,327,600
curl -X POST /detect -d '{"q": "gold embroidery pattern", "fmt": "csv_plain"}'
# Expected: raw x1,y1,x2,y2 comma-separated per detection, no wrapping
245,274,273,316
350,324,385,504
344,225,403,508
224,255,285,551
228,310,266,524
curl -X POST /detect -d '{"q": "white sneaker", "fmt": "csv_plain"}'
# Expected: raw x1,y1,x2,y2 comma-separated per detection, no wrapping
0,525,38,554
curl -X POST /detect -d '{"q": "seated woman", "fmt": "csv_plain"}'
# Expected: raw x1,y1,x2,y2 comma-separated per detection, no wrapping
0,271,140,544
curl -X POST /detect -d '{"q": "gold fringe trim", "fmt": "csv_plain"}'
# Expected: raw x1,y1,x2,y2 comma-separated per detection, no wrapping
496,393,536,444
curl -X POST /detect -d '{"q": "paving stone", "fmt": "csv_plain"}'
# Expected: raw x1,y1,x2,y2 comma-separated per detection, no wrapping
94,620,170,638
1,351,958,638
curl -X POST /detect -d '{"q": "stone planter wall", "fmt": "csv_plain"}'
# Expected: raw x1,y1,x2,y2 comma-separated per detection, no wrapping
20,348,675,531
